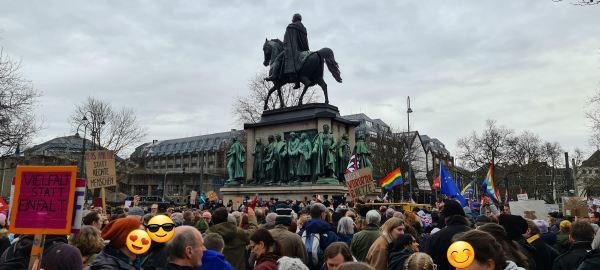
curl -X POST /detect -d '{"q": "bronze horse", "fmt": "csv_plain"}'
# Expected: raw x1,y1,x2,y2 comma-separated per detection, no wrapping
262,39,342,110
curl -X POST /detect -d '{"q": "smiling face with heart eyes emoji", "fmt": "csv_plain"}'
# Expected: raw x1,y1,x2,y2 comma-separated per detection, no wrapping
447,241,475,268
126,229,151,254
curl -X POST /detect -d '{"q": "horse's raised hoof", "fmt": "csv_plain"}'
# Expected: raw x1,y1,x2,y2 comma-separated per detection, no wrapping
298,101,303,106
325,100,329,104
293,83,301,89
264,105,268,110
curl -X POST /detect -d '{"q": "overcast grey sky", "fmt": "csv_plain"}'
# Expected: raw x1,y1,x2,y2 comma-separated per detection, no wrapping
1,1,598,157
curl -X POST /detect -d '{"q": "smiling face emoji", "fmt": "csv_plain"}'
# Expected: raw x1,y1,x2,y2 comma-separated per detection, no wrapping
447,241,475,268
146,215,175,243
126,229,151,254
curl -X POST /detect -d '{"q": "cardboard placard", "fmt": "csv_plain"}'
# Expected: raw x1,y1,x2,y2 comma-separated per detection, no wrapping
510,200,547,220
190,191,197,205
85,150,116,189
70,178,86,234
233,197,244,210
9,166,77,235
562,197,588,217
344,168,375,201
517,194,528,201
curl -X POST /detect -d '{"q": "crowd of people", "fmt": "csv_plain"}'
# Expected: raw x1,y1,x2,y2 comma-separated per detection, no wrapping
1,194,600,270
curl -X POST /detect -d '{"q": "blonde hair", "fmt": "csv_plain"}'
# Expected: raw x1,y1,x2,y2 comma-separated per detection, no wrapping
405,252,435,270
298,216,309,228
346,211,356,221
404,211,421,226
355,216,367,232
382,217,405,242
393,212,404,219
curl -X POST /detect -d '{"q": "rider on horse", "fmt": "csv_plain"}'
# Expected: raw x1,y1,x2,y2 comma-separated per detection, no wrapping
265,13,309,90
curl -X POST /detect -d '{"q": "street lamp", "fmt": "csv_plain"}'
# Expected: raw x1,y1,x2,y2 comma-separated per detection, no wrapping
407,96,413,203
75,113,105,204
162,168,186,203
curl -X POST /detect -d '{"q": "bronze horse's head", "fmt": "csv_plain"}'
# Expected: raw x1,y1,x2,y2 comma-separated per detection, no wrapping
262,38,283,67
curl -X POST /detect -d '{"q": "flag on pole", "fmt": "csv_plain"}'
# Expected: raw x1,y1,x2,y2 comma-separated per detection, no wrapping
383,192,389,203
346,149,359,173
480,163,500,203
495,189,502,203
381,168,403,190
480,196,484,205
461,181,475,201
376,195,381,201
431,176,440,189
505,188,508,203
520,189,523,195
440,164,466,207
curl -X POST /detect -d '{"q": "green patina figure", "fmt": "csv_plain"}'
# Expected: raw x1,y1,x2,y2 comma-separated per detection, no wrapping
275,133,288,183
226,137,245,183
263,135,277,184
312,124,337,178
296,133,312,182
251,137,265,184
335,134,352,179
356,134,373,173
287,132,301,182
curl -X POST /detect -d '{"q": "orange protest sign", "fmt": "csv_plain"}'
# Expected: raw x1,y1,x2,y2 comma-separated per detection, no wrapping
207,191,218,200
9,166,77,235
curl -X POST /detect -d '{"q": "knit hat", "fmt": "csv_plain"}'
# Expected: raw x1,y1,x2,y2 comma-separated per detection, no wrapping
157,203,167,212
475,215,492,224
102,218,142,248
275,204,293,226
359,205,371,218
557,212,564,219
498,214,528,239
380,207,388,214
266,213,277,223
535,220,549,233
128,206,144,216
560,220,571,232
277,256,309,270
472,202,481,208
431,211,439,222
0,214,5,227
443,200,465,217
196,219,209,231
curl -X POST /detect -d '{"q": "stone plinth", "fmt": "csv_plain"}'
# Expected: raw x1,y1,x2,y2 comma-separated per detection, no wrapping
243,103,359,183
220,184,382,203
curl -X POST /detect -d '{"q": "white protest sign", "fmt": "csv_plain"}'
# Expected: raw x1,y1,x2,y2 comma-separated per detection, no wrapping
546,204,559,213
517,194,528,201
124,200,132,207
510,200,547,220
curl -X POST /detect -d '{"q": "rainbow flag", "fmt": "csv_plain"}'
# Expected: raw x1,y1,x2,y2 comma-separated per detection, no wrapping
381,168,403,190
480,163,500,203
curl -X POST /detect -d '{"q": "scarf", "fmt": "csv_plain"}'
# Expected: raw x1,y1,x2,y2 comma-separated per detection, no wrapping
526,234,540,244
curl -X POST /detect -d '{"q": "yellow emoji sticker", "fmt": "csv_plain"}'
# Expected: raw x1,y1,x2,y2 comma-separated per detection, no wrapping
126,229,151,254
447,241,475,268
146,215,175,243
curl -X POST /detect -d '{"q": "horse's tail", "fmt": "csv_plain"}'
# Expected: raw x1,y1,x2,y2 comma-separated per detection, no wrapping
317,47,342,83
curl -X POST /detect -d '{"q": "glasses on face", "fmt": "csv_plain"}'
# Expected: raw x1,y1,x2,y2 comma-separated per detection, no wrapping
146,223,175,233
204,217,211,220
151,208,158,210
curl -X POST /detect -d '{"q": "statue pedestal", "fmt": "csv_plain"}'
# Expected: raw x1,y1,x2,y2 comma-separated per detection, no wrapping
244,103,359,183
220,184,382,203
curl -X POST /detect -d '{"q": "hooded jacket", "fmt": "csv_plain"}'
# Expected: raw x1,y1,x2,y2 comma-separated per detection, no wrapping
504,261,527,270
528,235,555,270
196,249,234,270
254,253,282,270
0,229,11,259
0,234,83,270
206,215,258,270
351,225,382,262
424,216,470,270
87,245,139,270
552,240,593,270
270,224,308,265
388,249,414,270
297,218,339,252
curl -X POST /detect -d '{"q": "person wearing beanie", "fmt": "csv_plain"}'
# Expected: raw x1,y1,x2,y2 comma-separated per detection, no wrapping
537,220,558,250
127,206,145,222
554,221,595,270
88,218,144,270
424,200,470,270
474,215,492,228
498,214,537,270
206,207,258,270
557,220,572,255
261,212,278,230
424,211,440,234
356,205,371,232
266,204,308,265
551,212,564,234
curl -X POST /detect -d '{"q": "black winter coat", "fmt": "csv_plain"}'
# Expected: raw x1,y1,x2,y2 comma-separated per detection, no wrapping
424,216,470,270
514,237,537,270
530,236,555,270
552,241,593,270
576,249,600,270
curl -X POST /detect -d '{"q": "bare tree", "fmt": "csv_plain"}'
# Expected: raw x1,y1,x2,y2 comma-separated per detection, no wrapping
69,96,148,156
456,119,514,174
552,0,600,6
0,44,43,156
231,69,322,127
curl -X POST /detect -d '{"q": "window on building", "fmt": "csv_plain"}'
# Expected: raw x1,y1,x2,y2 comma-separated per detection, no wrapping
215,138,220,145
183,157,189,164
105,186,116,192
161,160,166,166
174,143,179,149
168,159,174,165
369,131,377,138
160,145,164,151
153,160,159,167
366,121,374,128
546,170,551,176
186,185,199,195
134,185,147,196
188,141,194,147
176,158,181,165
370,142,377,149
150,185,161,196
168,185,183,196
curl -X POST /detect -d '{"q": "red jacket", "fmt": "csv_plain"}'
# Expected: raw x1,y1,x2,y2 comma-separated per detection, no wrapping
254,253,281,270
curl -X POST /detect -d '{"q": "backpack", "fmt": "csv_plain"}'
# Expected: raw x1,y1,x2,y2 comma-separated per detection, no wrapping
301,230,325,270
0,240,65,270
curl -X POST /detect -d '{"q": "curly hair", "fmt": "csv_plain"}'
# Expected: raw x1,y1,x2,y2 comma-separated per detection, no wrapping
69,226,102,256
404,252,435,270
403,211,421,227
355,216,367,232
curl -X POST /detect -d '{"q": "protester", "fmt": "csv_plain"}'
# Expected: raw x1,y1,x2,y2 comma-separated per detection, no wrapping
480,197,499,217
424,200,470,270
143,213,154,226
553,221,595,270
297,216,309,232
351,210,382,262
556,220,572,254
536,219,558,250
403,211,423,235
337,217,355,247
477,223,529,269
337,262,375,270
404,253,435,270
87,218,144,270
182,210,194,226
0,215,9,258
452,230,526,270
163,226,206,270
474,215,492,228
356,206,370,232
240,214,250,230
195,213,210,234
0,232,83,270
498,214,537,270
263,213,278,230
250,228,283,270
366,217,406,270
84,211,105,232
277,256,310,270
323,242,354,270
423,211,439,234
206,207,258,270
503,204,512,214
69,226,104,267
591,212,600,226
127,206,145,222
524,218,556,270
202,212,212,227
151,204,158,214
195,233,234,270
551,212,564,234
575,227,600,269
270,204,309,265
387,234,420,270
299,202,339,269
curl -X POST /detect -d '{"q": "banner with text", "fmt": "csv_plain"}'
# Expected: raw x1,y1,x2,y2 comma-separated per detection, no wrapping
345,167,375,201
9,166,77,235
85,150,116,189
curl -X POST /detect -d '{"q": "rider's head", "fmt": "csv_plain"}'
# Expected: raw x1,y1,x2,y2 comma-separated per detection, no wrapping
276,133,282,141
292,13,302,22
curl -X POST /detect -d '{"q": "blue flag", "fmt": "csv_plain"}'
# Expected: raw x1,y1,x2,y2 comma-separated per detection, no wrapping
461,181,475,201
440,164,466,207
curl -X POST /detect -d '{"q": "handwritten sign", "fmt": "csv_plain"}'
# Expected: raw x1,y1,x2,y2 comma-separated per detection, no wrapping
85,150,116,189
70,178,86,234
190,191,197,205
593,199,600,206
233,197,244,210
344,168,375,201
517,194,528,201
510,200,546,220
9,166,77,235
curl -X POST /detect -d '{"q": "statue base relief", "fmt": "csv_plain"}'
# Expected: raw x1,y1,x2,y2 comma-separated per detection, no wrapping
315,178,340,185
220,183,381,203
224,180,242,187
